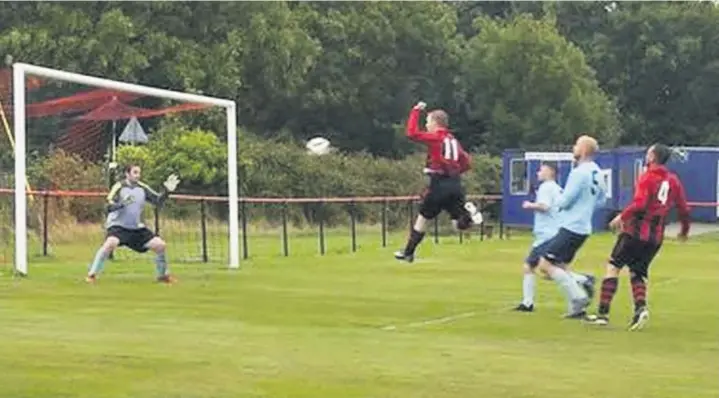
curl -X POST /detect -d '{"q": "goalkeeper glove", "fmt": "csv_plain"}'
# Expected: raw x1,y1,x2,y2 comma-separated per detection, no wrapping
163,174,181,192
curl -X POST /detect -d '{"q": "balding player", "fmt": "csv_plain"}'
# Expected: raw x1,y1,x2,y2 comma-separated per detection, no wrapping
537,135,607,318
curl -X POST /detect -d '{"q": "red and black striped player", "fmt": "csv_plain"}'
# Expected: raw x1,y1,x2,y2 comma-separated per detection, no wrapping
585,144,690,330
394,101,482,263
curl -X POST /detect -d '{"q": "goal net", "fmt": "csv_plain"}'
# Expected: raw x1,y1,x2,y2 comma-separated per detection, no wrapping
1,64,239,275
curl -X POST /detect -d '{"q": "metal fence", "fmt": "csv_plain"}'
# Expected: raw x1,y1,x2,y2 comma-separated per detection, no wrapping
0,189,506,265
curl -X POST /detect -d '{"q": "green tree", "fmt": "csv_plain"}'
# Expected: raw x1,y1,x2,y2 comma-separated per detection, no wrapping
290,2,464,156
459,14,619,152
560,2,719,145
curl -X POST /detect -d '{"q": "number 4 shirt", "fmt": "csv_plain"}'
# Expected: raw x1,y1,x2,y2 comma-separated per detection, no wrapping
405,108,471,177
620,164,691,244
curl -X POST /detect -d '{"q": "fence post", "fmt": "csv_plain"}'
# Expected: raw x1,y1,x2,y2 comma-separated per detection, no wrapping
407,200,414,230
479,198,486,241
42,192,49,256
241,199,248,259
200,199,208,263
154,205,160,235
381,199,388,248
281,202,289,257
350,201,357,253
318,201,325,255
499,199,505,239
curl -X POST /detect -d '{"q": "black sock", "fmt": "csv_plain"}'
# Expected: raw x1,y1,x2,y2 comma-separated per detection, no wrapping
404,229,425,255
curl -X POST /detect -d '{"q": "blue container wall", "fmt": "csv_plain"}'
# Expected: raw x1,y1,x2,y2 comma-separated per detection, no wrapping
614,149,645,210
592,152,617,229
667,151,717,222
503,147,719,230
502,151,532,226
502,150,617,231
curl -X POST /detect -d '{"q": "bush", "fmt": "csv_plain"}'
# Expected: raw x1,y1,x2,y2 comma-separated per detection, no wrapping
28,128,503,230
26,149,107,228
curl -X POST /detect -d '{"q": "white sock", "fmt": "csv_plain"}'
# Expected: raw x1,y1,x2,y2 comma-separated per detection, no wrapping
522,274,536,306
549,267,588,305
569,271,589,284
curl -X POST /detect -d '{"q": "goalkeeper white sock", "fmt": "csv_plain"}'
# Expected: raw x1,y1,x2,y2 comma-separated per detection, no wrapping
155,252,168,277
88,248,108,276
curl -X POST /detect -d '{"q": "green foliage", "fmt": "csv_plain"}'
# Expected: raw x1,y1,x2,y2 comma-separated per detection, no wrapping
115,145,151,170
26,150,106,224
3,1,719,227
459,14,620,152
3,2,718,154
549,1,719,145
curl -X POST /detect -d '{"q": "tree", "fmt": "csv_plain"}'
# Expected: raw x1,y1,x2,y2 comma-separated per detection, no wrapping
562,2,719,146
289,2,464,156
459,14,619,152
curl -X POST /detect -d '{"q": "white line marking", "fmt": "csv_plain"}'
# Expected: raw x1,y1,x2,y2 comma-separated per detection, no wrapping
380,279,683,331
652,278,680,287
380,311,477,331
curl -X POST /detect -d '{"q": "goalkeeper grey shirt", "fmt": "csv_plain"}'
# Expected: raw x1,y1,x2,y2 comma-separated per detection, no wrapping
105,180,165,230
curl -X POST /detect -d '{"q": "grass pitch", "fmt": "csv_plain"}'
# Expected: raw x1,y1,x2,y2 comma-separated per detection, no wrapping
1,232,717,398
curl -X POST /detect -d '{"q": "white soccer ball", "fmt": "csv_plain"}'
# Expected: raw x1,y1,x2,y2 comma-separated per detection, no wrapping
306,136,331,156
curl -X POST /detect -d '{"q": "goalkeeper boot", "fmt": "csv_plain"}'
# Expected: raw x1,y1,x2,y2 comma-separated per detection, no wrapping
156,274,176,284
85,274,97,284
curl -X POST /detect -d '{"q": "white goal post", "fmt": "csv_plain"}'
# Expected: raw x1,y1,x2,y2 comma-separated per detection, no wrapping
12,63,240,275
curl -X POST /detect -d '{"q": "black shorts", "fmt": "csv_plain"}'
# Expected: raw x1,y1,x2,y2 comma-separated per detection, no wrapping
542,228,588,265
418,175,467,221
609,233,661,279
107,226,156,253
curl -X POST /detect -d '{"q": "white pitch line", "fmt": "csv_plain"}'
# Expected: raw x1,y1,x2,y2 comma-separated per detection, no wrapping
379,279,683,331
380,311,477,331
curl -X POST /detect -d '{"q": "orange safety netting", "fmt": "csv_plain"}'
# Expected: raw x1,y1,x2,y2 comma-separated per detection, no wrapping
75,97,209,121
27,89,141,118
0,68,212,161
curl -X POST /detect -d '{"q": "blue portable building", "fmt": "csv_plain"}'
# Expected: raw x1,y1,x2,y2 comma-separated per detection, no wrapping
501,147,719,230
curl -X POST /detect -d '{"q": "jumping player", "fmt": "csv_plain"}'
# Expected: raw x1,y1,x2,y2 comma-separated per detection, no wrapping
537,135,606,318
394,101,482,263
514,163,594,312
86,164,180,283
585,144,690,330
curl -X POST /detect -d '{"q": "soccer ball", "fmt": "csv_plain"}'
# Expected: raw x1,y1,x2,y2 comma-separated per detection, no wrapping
306,136,331,156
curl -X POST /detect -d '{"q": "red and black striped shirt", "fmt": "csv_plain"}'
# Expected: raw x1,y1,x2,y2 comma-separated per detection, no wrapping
406,108,470,177
620,165,690,244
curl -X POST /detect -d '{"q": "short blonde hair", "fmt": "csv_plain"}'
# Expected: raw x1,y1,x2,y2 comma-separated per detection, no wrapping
428,110,449,128
577,135,599,155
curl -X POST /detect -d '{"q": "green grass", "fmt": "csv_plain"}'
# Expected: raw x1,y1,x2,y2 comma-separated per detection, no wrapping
1,232,718,398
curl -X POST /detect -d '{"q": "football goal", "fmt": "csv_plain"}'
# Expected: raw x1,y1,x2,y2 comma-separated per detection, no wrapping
3,63,239,275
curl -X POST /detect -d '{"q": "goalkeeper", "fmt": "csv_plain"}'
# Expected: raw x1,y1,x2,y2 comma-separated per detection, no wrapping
86,164,181,284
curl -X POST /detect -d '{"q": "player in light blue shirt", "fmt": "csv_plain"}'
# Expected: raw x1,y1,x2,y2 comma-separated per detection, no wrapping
514,163,562,312
537,136,607,318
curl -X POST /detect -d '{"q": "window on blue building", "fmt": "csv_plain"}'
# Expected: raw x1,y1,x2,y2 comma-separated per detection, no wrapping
510,159,529,195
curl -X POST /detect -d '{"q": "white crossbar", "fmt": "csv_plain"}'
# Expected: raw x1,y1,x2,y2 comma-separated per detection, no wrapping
15,63,235,107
